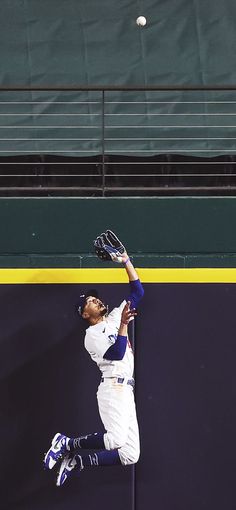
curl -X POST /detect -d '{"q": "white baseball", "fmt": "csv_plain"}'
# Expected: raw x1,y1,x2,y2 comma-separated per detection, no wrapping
136,16,147,26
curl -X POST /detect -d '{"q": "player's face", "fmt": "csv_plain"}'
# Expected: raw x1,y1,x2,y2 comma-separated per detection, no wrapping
82,296,107,320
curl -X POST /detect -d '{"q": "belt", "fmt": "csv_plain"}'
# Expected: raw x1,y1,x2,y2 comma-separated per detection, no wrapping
101,377,134,388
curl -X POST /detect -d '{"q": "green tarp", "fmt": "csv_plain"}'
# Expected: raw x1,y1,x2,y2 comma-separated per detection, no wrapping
0,0,236,156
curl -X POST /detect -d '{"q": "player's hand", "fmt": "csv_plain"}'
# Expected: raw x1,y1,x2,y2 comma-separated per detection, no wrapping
110,250,129,264
121,301,137,325
109,249,126,264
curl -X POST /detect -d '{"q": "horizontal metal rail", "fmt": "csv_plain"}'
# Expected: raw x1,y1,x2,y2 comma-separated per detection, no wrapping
0,85,235,90
0,86,235,196
0,186,234,192
0,174,233,178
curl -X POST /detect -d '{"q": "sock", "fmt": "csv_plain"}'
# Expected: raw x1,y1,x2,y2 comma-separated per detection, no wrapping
80,449,121,468
69,432,105,450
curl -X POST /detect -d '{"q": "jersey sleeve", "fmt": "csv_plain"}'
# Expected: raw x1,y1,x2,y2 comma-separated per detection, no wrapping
126,279,144,309
85,328,112,359
103,334,127,361
110,300,126,316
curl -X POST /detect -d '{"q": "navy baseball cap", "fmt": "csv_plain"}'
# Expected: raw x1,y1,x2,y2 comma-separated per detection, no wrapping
76,289,99,316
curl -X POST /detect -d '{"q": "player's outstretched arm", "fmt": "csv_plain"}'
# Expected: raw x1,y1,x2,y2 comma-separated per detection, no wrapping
122,253,144,308
121,251,139,282
93,229,144,305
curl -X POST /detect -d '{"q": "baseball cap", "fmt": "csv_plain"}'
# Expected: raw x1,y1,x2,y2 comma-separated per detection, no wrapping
76,289,99,316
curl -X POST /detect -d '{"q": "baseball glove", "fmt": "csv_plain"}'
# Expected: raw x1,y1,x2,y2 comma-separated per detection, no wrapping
94,230,126,263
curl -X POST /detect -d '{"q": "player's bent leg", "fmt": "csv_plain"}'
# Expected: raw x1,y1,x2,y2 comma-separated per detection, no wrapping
44,431,106,470
56,443,139,488
103,429,128,451
56,449,121,487
70,432,105,450
117,412,140,466
97,381,133,451
117,395,140,466
118,442,140,465
98,380,140,463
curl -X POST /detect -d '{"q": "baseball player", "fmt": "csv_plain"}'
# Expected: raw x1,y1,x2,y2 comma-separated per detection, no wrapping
44,230,144,486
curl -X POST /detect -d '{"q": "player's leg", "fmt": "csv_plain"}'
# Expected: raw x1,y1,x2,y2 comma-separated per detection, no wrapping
44,380,123,470
117,393,140,466
56,448,121,486
56,380,137,486
44,431,106,469
97,378,132,451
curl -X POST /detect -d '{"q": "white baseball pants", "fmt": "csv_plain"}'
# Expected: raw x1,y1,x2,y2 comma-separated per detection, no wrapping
97,378,140,466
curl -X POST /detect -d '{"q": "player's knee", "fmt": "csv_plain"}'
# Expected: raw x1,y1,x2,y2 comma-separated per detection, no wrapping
119,448,140,466
103,431,127,451
132,449,140,464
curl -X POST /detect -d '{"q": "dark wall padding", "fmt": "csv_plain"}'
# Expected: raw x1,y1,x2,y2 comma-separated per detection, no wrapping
1,282,236,509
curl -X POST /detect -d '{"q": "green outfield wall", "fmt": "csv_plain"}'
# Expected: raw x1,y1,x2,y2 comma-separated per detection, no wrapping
1,197,236,268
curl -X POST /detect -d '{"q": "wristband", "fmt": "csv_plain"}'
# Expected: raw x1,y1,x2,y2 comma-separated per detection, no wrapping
123,257,130,265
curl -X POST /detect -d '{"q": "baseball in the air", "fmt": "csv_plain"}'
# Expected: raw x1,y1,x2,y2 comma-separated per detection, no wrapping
136,16,147,27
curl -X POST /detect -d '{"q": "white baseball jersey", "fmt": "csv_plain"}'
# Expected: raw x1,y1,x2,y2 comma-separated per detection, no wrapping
84,300,134,378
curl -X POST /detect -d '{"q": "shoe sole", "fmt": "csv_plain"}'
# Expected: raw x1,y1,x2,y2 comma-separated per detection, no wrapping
56,454,70,486
56,455,83,487
44,432,62,470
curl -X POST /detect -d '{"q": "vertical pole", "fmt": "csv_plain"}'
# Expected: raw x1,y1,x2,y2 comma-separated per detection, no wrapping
102,89,105,196
131,318,136,510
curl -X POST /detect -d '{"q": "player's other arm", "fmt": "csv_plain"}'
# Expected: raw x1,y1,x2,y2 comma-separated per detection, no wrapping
104,302,136,361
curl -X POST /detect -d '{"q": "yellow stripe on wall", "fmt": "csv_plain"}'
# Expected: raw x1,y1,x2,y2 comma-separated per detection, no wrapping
0,267,236,284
